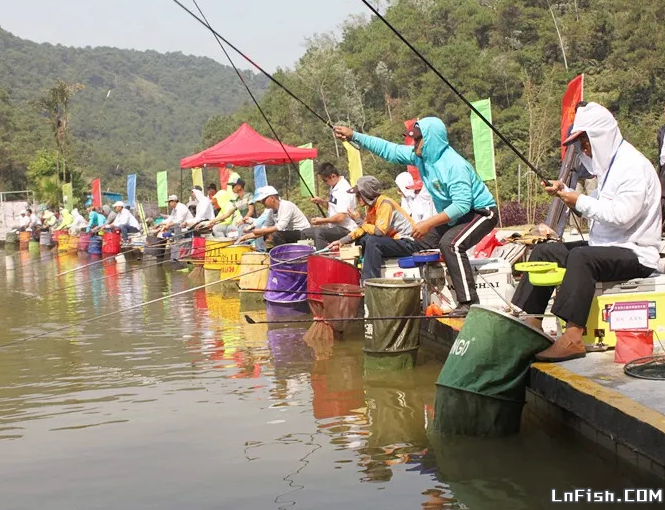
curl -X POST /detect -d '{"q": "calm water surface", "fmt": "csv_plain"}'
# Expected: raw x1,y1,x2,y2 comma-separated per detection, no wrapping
0,247,658,509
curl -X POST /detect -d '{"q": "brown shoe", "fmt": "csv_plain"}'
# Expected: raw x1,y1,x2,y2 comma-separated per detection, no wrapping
535,334,586,362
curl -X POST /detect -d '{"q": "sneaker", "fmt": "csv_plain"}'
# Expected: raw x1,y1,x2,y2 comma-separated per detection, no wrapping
447,300,479,318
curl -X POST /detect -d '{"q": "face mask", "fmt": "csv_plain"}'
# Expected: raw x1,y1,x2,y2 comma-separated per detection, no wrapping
578,153,596,177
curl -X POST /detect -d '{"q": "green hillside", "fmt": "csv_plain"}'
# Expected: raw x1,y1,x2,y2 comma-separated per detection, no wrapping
0,27,268,198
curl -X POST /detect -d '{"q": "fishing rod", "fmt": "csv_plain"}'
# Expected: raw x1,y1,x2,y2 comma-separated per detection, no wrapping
183,0,325,216
236,285,363,297
0,247,330,349
358,0,553,186
39,239,251,298
244,313,443,325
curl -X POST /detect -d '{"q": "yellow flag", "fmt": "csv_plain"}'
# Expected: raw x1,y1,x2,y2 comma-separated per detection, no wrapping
342,141,363,186
191,167,203,189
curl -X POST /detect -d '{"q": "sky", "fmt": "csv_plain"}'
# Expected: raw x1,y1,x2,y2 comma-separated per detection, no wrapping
0,0,372,72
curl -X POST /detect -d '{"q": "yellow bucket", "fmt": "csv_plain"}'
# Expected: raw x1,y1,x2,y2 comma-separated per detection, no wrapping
57,234,70,252
204,238,253,280
239,252,270,292
68,235,80,252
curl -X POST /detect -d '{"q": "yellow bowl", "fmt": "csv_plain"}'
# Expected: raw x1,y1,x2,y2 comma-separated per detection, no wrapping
528,267,566,286
514,261,558,273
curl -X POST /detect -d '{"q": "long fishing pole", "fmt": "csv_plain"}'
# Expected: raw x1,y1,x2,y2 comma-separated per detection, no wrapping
185,0,325,215
39,239,250,298
237,286,363,297
244,313,442,325
0,247,330,349
358,0,552,185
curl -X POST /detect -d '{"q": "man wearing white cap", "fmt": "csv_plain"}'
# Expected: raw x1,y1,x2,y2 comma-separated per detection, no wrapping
16,210,30,231
513,102,661,362
160,195,192,231
110,201,140,240
239,186,310,246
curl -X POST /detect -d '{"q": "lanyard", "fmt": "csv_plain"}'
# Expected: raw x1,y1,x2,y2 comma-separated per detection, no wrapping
600,140,624,191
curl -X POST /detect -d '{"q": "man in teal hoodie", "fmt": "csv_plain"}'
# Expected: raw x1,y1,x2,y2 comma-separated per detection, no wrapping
334,117,498,317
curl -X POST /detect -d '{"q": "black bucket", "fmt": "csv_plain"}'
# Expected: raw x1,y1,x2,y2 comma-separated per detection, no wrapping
144,236,167,258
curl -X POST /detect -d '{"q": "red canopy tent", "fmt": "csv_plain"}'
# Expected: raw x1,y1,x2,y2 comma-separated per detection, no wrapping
180,123,318,168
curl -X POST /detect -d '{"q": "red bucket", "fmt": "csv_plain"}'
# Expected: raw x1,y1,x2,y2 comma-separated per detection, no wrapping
102,231,121,255
615,330,653,364
307,255,360,315
192,237,206,260
78,233,91,252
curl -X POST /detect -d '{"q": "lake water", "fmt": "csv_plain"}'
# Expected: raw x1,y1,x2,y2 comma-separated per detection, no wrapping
0,247,658,509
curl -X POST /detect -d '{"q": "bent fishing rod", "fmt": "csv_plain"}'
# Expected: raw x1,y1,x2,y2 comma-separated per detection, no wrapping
0,247,330,349
181,0,324,216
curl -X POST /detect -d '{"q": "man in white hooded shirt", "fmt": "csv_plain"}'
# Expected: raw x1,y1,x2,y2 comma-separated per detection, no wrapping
182,186,214,228
512,102,661,362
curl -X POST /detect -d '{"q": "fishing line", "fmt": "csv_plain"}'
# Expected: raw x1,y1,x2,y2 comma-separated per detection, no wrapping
173,0,325,215
0,247,330,349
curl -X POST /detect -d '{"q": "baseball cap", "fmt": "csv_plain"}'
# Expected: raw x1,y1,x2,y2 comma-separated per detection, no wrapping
112,201,125,208
403,123,422,139
167,195,179,202
254,186,279,203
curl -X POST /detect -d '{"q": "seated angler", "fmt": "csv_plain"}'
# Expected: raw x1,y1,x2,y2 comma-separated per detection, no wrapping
327,176,417,283
210,179,253,238
182,186,215,229
237,186,310,247
301,163,357,250
334,118,498,317
512,102,662,362
159,195,192,233
86,204,106,233
109,201,141,241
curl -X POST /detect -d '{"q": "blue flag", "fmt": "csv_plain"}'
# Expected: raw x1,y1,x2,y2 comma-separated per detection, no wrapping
127,174,137,207
254,165,267,189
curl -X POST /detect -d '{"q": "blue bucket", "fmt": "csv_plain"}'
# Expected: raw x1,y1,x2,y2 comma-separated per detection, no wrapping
88,235,103,255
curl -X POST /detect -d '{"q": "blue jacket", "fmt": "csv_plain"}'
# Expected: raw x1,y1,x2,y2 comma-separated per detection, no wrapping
86,211,106,232
352,117,496,224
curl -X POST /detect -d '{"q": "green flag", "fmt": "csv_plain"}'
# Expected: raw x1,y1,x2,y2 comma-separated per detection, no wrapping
298,143,315,198
470,98,496,181
157,171,168,207
62,183,73,211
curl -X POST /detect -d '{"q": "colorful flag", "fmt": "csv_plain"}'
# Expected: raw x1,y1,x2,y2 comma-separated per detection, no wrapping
126,174,137,207
254,165,267,189
219,167,230,190
298,143,315,198
62,183,73,211
156,171,168,207
561,74,584,159
403,118,422,182
470,98,496,182
342,141,363,186
91,178,102,208
191,167,203,189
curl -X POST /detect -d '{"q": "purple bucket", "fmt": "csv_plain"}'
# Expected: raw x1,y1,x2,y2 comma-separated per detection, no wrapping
264,244,314,304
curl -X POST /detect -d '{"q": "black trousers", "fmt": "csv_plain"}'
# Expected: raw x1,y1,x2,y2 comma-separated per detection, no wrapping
271,230,304,246
359,236,419,281
512,241,654,327
301,226,350,251
418,207,499,303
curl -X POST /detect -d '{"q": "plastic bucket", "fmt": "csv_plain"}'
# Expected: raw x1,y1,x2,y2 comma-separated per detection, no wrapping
307,255,361,317
239,252,270,292
321,283,363,332
264,244,314,304
205,239,253,280
57,234,70,252
39,231,53,246
78,233,91,252
68,234,80,252
102,232,121,255
5,231,18,244
363,278,422,371
203,238,233,269
170,238,192,260
191,237,206,260
88,235,103,255
19,231,31,243
434,305,553,436
144,236,168,257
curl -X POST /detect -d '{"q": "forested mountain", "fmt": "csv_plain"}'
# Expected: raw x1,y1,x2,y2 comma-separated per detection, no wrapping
0,27,267,198
203,0,665,220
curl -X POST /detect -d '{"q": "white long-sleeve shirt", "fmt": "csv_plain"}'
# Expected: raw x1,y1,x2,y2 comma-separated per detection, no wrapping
167,202,193,225
660,138,665,167
112,208,140,230
571,103,661,269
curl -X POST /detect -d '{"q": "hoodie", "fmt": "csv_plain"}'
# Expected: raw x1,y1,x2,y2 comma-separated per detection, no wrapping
70,209,88,229
571,103,661,269
188,188,215,225
352,117,496,224
395,172,416,213
57,208,73,230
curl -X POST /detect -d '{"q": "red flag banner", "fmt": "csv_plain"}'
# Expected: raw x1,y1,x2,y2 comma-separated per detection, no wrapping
218,167,230,190
92,178,102,208
561,74,584,159
403,118,422,182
